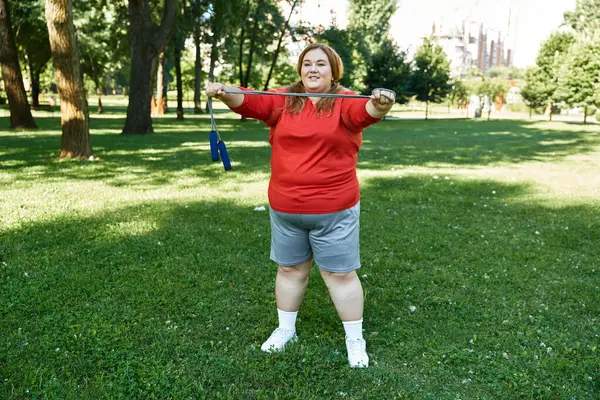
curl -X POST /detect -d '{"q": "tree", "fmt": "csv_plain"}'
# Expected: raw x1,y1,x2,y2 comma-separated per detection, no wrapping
318,26,369,91
205,0,241,112
563,0,600,38
476,78,509,120
0,0,37,129
348,0,397,53
76,0,129,114
410,38,451,120
533,31,576,121
154,50,167,115
557,38,600,124
263,0,300,91
122,0,177,135
521,67,548,117
363,38,411,103
191,0,209,113
447,79,469,114
236,0,283,89
45,0,92,158
172,0,196,120
10,0,52,109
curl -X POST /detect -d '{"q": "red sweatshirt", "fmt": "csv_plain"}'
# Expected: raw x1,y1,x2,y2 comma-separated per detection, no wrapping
230,88,382,214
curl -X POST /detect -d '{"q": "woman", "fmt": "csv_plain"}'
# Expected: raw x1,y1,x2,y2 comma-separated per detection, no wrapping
206,43,394,368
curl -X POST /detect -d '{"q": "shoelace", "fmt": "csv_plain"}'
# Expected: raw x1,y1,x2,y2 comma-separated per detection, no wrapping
346,338,366,351
269,328,293,340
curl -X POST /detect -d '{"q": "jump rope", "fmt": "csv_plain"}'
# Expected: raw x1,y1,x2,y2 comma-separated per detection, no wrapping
207,88,396,171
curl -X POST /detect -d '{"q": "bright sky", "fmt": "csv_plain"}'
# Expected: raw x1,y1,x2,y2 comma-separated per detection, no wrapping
290,0,577,67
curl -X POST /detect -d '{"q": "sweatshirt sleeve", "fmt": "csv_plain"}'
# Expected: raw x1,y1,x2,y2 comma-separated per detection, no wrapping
229,87,286,122
340,91,382,133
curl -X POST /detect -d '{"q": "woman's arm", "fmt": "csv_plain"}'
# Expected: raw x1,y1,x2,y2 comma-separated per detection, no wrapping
206,83,283,122
206,83,244,108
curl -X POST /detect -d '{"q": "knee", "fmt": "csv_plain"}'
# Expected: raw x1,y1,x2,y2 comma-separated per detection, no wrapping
278,263,311,281
320,270,357,284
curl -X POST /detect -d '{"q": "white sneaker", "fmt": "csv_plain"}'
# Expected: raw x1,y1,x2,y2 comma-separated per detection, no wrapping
346,337,369,368
261,328,297,353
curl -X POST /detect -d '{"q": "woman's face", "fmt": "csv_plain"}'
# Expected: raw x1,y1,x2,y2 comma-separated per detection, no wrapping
300,48,333,93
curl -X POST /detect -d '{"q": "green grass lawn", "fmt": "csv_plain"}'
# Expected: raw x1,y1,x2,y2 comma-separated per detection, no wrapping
1,111,599,399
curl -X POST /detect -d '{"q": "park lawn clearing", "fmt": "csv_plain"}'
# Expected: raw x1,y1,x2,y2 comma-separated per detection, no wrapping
1,114,599,399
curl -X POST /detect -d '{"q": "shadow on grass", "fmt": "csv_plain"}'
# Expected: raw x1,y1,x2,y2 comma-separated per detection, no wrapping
0,175,598,398
1,117,599,188
359,119,600,169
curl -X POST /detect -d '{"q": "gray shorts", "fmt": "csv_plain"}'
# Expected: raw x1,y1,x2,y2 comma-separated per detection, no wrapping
269,202,360,273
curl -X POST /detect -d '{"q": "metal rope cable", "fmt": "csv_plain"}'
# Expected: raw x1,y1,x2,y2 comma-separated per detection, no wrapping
222,88,395,101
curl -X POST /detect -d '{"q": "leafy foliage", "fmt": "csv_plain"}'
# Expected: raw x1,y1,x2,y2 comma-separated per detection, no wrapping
348,0,397,53
556,38,600,122
521,67,548,112
447,79,470,109
409,37,451,114
476,78,510,120
9,0,50,73
563,0,600,37
363,38,411,103
318,26,369,91
533,32,576,108
75,0,129,92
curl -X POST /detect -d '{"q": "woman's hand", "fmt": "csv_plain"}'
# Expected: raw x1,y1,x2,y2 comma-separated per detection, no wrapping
206,82,227,99
366,88,395,118
205,82,244,108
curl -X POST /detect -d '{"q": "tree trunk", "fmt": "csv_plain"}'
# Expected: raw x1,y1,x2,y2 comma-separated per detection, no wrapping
529,107,532,118
128,39,154,133
162,65,168,114
27,56,42,109
122,0,178,135
238,0,251,87
175,47,183,120
425,101,429,120
263,0,298,91
0,0,37,129
97,87,103,114
238,24,246,86
206,32,218,112
150,55,158,116
243,3,261,89
45,0,92,159
193,29,202,114
548,103,553,121
31,70,41,109
156,50,166,115
583,106,587,124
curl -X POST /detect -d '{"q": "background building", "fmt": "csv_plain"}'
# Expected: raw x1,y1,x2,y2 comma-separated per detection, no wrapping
430,2,518,77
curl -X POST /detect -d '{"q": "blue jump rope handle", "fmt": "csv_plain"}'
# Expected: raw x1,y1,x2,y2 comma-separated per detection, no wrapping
218,141,231,170
209,131,219,161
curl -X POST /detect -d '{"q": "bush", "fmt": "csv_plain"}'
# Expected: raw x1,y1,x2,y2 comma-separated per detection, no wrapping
595,109,600,122
506,103,529,113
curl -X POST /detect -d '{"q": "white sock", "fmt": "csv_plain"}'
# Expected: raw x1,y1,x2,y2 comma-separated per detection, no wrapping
277,309,297,332
343,319,363,340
